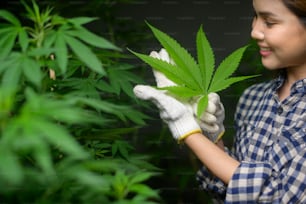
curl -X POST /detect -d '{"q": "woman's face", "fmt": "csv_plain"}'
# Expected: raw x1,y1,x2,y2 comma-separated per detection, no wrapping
252,0,306,73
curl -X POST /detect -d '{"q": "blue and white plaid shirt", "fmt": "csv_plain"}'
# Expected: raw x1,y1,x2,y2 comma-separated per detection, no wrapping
196,75,306,203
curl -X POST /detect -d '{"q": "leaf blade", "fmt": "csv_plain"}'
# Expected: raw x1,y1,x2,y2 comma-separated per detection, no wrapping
196,25,215,91
209,75,259,93
147,22,203,90
210,45,248,88
64,34,105,75
128,49,199,89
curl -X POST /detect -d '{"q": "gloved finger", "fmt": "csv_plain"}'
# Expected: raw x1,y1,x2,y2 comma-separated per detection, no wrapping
150,49,176,88
190,98,217,117
199,122,220,133
206,99,217,114
215,102,225,117
152,70,176,87
198,111,217,123
133,85,184,120
208,92,220,104
159,48,173,64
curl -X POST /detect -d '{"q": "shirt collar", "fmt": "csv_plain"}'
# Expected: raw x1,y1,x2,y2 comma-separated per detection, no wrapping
272,72,306,94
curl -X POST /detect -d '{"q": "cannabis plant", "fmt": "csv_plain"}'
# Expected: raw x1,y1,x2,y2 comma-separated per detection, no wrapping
129,23,258,117
0,1,160,203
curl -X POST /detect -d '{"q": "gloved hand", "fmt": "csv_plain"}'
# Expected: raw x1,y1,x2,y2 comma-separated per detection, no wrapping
134,85,202,142
149,48,225,143
193,93,225,143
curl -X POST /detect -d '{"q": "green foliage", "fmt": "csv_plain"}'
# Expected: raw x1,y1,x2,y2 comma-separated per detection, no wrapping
0,1,160,203
129,22,259,117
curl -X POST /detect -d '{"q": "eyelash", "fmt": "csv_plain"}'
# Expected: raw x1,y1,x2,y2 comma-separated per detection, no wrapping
253,12,276,27
264,20,275,27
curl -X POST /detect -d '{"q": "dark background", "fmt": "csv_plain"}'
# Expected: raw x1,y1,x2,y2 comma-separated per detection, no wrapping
1,1,266,203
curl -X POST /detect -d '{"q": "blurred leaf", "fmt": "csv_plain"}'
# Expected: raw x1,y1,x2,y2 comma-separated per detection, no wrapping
68,26,121,51
0,28,18,58
21,55,43,87
0,147,23,185
130,172,154,185
112,140,134,160
108,64,143,97
64,34,105,75
67,16,98,25
55,31,68,73
0,10,21,26
129,184,159,198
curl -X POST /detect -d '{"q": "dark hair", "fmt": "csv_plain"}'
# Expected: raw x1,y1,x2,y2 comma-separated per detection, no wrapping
282,0,306,25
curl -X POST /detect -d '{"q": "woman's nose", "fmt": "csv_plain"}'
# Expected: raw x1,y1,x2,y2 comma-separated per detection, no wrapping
251,18,264,40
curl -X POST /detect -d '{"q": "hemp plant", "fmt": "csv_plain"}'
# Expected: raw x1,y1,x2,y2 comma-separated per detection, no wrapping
129,23,258,117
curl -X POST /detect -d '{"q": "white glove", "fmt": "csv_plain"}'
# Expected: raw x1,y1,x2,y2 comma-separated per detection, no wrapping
149,48,225,143
134,85,201,142
194,93,225,143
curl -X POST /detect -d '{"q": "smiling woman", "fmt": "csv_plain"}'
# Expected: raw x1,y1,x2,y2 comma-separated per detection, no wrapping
252,0,306,101
133,0,306,203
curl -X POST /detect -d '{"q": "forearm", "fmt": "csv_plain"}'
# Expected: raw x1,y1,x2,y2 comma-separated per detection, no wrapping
184,133,240,184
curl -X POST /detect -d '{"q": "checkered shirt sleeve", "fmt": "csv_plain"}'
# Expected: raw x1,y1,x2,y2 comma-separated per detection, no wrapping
196,77,306,203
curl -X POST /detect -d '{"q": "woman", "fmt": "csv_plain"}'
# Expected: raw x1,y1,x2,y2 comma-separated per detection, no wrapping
134,0,306,203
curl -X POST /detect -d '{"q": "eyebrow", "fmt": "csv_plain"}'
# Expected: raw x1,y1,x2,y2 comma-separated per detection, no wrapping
255,11,278,18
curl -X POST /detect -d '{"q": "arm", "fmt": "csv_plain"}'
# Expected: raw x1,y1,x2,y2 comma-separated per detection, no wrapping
184,133,239,184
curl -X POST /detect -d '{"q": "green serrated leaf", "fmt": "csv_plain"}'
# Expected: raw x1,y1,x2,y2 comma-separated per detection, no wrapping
209,75,259,93
197,95,208,118
209,45,248,90
128,49,198,89
146,22,203,90
159,86,201,99
197,25,214,91
131,23,259,119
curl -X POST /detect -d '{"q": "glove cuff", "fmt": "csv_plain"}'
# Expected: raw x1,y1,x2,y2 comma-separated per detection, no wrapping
178,129,202,143
166,112,201,142
204,128,225,143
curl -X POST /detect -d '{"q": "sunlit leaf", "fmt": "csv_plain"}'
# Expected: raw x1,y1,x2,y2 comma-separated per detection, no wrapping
209,45,248,90
130,23,259,117
196,95,208,119
197,26,214,91
147,22,203,90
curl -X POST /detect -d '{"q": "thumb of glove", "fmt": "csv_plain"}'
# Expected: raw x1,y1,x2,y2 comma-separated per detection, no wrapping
133,85,182,120
133,85,201,140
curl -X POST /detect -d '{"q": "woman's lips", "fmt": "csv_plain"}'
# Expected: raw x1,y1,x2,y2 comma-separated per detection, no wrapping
259,47,272,57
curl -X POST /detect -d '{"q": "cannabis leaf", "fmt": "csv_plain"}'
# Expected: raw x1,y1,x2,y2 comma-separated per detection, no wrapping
129,22,258,117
